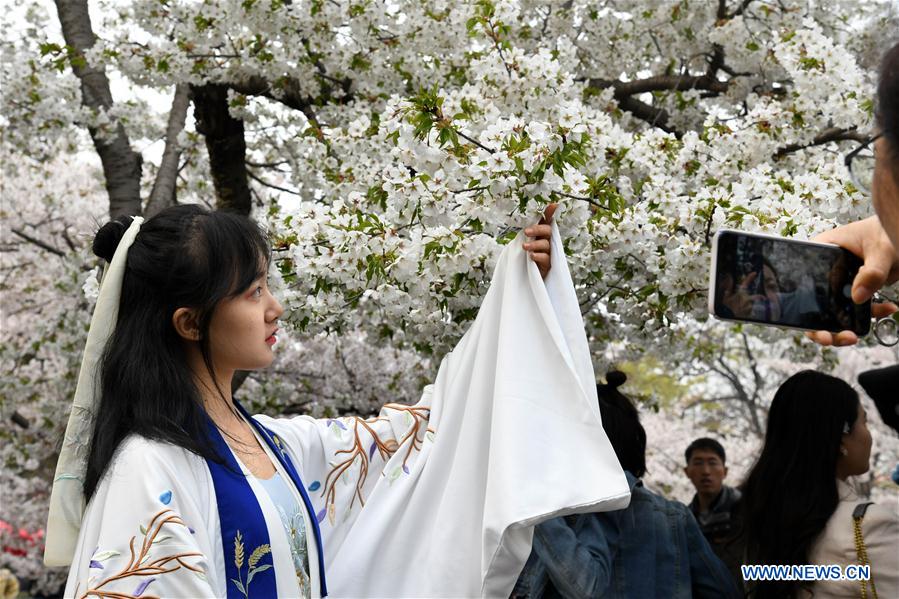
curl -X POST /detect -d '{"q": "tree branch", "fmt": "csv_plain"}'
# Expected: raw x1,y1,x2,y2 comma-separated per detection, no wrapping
613,94,679,136
191,83,251,215
145,83,191,217
53,0,142,218
246,168,302,196
717,0,729,20
11,229,65,257
453,127,495,154
587,71,734,138
773,127,868,158
585,0,757,138
229,76,322,126
590,74,730,97
229,71,353,130
11,410,30,429
729,0,755,19
552,191,612,212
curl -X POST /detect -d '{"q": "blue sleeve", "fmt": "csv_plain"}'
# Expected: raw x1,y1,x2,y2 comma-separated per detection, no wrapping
530,513,619,598
684,508,742,599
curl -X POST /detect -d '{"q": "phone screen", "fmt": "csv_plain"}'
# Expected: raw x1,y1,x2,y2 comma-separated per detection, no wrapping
712,231,871,335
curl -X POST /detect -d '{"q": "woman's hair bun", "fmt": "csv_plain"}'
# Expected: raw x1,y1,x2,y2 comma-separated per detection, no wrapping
92,216,134,262
606,370,627,389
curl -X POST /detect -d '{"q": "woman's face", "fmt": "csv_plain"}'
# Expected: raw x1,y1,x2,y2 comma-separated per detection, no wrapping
872,137,899,250
207,275,284,372
836,402,872,480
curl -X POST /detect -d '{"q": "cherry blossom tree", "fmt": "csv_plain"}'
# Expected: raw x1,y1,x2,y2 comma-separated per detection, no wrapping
0,142,106,593
3,0,899,592
6,0,896,355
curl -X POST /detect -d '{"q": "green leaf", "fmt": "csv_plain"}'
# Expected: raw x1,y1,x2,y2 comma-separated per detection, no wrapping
230,579,246,595
39,42,62,56
350,52,371,71
194,15,213,31
247,564,273,586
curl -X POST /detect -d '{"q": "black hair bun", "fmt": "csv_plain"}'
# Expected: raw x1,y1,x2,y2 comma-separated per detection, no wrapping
92,216,134,262
606,370,627,389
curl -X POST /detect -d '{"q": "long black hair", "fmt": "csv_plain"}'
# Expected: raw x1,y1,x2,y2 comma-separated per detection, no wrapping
597,370,647,478
740,370,860,598
84,204,270,500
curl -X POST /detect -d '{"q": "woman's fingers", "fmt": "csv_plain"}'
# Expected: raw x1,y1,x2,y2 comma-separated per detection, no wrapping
873,302,899,318
813,216,899,303
524,224,552,240
805,330,860,346
529,250,551,277
522,238,550,253
739,271,758,290
526,204,556,279
804,302,897,346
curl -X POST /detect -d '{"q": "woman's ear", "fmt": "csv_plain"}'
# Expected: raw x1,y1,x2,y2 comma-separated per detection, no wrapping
172,307,201,341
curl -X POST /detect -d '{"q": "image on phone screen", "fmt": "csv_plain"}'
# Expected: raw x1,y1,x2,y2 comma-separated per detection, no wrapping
712,230,871,335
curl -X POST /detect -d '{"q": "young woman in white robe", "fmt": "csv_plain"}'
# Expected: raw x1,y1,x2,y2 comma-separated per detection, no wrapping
45,203,630,598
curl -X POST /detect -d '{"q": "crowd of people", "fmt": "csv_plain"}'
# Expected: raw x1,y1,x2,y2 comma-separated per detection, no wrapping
39,35,899,599
512,367,899,598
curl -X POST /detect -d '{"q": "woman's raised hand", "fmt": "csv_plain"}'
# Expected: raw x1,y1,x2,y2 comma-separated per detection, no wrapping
523,203,557,280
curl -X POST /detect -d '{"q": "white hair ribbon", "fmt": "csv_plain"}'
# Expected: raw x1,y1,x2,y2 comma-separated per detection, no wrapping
44,217,144,567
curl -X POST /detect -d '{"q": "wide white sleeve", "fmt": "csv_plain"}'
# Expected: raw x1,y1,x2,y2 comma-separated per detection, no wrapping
63,436,223,598
256,395,430,549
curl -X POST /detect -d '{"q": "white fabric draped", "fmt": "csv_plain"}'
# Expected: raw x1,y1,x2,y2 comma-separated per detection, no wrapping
263,220,630,597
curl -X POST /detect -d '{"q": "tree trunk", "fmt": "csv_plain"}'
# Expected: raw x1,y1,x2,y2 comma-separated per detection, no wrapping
145,83,191,217
191,84,252,215
53,0,143,218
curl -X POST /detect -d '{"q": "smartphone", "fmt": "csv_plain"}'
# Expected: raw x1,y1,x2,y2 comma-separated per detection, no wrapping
709,229,871,335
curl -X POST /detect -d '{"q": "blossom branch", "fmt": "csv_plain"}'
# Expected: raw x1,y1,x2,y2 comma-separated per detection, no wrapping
451,125,496,154
10,229,65,257
246,168,302,196
552,191,612,211
773,127,868,158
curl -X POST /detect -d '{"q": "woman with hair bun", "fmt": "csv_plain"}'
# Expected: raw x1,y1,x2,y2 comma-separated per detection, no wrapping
512,371,740,599
44,203,632,598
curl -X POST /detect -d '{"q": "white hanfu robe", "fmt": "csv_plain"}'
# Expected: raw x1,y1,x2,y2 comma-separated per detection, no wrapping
62,223,630,598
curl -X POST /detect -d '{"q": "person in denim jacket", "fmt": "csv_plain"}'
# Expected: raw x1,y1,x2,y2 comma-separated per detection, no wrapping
512,372,740,599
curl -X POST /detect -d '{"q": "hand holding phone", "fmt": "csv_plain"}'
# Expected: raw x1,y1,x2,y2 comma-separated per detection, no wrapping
806,217,899,346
